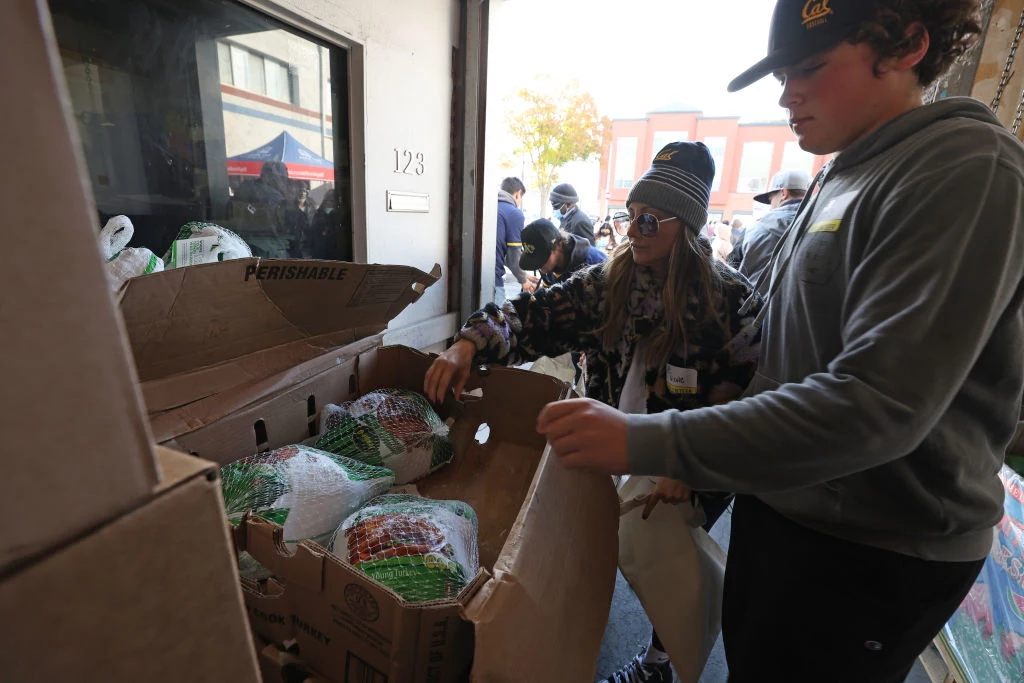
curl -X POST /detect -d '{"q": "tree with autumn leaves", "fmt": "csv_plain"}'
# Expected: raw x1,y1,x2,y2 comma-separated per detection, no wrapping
505,79,610,215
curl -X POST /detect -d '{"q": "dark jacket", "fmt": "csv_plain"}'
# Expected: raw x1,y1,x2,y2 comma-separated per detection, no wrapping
559,206,596,245
738,199,802,288
540,235,607,287
496,191,527,283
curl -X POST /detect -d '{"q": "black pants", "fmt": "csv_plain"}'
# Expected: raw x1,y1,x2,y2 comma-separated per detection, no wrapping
723,495,985,683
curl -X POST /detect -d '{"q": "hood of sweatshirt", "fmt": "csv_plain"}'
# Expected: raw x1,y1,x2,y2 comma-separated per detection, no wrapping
831,97,1003,173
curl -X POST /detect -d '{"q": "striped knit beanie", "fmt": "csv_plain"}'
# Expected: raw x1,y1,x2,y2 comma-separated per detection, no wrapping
627,142,714,231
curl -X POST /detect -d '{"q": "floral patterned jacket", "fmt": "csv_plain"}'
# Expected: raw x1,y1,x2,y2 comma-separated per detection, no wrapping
458,263,763,415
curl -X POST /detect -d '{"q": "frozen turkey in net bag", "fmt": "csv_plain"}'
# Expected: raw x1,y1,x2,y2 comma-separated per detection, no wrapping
333,494,478,603
315,389,454,485
220,445,394,580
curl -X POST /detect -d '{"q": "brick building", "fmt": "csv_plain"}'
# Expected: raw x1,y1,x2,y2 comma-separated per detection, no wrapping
598,106,830,226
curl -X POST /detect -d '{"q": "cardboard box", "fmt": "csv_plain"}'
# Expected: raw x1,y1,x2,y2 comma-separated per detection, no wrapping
115,259,618,681
0,0,159,572
0,446,261,682
190,345,620,683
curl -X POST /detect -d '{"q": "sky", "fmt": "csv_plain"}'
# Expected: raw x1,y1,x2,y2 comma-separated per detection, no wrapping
487,0,790,214
489,0,787,121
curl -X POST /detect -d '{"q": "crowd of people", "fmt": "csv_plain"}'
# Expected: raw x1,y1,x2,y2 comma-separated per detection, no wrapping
436,1,1024,682
227,161,340,259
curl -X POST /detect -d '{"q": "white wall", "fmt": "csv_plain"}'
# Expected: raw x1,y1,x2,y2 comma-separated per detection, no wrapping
250,0,460,336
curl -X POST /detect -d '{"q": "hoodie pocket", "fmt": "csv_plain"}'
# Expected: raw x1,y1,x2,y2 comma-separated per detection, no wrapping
796,231,840,285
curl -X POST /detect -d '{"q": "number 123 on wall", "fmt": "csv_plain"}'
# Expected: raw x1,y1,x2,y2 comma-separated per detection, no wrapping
394,149,424,175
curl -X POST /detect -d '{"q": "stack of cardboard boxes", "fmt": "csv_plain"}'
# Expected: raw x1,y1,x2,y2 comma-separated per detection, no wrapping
0,3,259,681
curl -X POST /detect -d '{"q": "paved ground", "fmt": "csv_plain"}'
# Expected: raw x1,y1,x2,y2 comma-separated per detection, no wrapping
594,505,933,683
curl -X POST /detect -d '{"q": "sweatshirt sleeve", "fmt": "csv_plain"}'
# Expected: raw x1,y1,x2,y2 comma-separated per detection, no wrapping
456,265,606,366
628,153,1024,493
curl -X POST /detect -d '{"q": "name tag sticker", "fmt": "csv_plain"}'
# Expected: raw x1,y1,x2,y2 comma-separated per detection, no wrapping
666,364,698,395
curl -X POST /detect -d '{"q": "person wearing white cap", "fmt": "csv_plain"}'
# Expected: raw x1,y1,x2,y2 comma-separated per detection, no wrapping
738,169,811,285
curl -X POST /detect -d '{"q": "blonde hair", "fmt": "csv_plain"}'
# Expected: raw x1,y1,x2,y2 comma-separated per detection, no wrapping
596,227,726,368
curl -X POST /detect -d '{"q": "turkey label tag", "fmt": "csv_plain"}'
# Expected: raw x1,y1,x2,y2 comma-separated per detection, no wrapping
666,364,698,395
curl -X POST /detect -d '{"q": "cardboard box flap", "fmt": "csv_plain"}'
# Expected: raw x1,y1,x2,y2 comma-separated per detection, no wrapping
119,259,439,411
153,445,215,492
239,516,326,592
463,448,619,682
147,335,379,443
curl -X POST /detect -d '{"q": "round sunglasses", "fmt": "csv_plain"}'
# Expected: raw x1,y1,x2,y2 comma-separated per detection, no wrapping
631,213,679,238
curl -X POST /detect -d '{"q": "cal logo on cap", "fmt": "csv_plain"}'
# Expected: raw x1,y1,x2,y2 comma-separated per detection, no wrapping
655,150,677,162
523,243,535,255
802,0,834,29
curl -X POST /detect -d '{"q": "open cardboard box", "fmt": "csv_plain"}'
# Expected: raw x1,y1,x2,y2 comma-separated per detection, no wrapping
115,258,619,681
201,345,619,682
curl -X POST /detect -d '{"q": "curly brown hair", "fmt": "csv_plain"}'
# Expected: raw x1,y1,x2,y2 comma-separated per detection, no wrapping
851,0,982,86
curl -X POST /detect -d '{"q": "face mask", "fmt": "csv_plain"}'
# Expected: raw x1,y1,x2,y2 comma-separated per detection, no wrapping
552,207,564,221
596,237,610,249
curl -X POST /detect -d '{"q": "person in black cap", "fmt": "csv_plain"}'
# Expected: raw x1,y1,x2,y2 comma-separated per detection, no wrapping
533,2,1024,681
424,142,764,683
549,182,597,245
519,218,606,288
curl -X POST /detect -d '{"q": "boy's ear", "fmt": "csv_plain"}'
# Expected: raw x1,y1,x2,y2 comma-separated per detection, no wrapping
881,22,931,75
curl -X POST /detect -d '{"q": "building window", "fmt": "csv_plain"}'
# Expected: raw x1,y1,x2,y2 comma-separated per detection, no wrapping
703,137,727,192
651,130,687,159
781,141,816,176
219,41,296,106
736,141,775,193
48,0,353,261
614,137,638,189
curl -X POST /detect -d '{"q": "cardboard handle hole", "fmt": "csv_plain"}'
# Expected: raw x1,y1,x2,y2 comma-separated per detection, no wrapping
474,422,490,445
306,395,317,438
254,419,269,451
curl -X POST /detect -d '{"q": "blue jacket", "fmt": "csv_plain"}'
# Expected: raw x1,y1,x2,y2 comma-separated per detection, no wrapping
540,234,607,287
496,191,526,283
738,198,802,289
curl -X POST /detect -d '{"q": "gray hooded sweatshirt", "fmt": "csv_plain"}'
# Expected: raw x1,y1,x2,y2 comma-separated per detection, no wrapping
629,98,1024,562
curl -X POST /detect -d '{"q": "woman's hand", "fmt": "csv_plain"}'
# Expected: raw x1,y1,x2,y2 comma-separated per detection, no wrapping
424,339,476,404
642,478,692,519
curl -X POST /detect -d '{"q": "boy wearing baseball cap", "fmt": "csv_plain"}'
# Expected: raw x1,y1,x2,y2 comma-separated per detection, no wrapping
537,1,1024,680
519,218,606,288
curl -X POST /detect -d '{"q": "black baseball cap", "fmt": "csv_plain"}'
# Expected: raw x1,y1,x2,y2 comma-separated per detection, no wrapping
727,0,880,92
519,219,561,271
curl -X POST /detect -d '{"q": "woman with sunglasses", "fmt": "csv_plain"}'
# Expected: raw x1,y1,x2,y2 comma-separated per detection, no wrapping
424,142,762,682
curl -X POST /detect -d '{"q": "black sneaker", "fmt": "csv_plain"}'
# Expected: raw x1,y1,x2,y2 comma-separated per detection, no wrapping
601,651,673,683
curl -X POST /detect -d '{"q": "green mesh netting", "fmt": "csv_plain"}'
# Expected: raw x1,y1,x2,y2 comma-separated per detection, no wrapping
334,494,478,603
221,445,394,580
315,389,454,485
